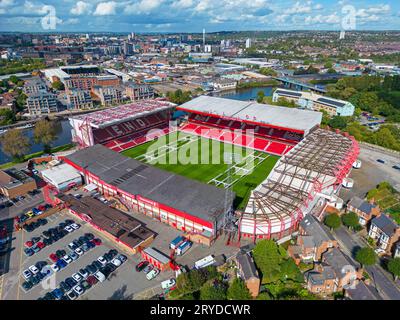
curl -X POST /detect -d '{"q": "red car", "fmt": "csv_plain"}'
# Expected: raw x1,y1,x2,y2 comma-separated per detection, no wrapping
92,238,102,246
24,240,34,248
49,253,58,263
87,275,98,286
36,242,46,249
135,261,149,272
38,205,46,211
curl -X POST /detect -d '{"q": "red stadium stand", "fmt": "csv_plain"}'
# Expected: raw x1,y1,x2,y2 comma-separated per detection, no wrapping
180,122,292,156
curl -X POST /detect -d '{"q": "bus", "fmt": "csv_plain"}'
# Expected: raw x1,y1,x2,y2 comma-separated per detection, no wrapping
170,236,185,250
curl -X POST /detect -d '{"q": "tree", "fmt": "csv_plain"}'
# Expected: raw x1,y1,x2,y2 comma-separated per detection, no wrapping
324,213,341,231
387,258,400,281
51,80,65,91
257,90,265,103
227,278,252,300
342,212,360,231
33,119,57,154
199,282,227,300
252,240,286,283
0,129,30,161
328,116,348,130
355,247,377,267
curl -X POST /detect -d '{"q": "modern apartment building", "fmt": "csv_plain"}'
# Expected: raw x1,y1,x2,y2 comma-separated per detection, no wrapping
26,91,58,115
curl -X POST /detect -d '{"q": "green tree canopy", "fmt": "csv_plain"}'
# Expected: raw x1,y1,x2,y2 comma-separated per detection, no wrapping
33,119,57,154
51,80,65,91
388,258,400,281
252,240,286,283
355,247,377,267
227,278,252,300
0,128,30,161
200,282,227,300
342,212,360,230
324,213,342,230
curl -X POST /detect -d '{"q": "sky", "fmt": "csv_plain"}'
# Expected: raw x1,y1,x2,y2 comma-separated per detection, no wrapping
0,0,399,32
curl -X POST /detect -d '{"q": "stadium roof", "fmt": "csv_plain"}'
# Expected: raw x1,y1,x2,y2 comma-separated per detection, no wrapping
65,144,234,224
178,95,322,133
70,99,176,128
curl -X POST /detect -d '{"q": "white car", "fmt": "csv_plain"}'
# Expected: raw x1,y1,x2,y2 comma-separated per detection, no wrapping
72,273,83,282
94,271,106,283
64,226,74,233
161,279,176,290
73,285,84,296
28,265,39,275
146,268,160,280
111,258,122,267
70,223,80,230
63,255,73,264
50,263,60,272
97,256,107,266
75,248,84,256
22,269,32,280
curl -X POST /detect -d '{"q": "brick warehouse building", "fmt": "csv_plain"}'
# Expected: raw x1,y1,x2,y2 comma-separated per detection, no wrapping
63,144,234,245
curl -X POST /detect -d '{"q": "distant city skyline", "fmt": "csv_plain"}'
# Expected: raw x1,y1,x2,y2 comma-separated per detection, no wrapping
0,0,399,32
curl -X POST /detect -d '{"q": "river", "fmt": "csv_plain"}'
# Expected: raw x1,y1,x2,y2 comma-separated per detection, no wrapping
0,86,274,165
0,120,72,164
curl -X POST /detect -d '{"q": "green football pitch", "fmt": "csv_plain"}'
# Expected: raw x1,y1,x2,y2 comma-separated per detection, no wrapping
122,132,279,209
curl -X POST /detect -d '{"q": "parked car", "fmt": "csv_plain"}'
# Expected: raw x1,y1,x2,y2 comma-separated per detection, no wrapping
87,275,98,286
63,255,73,264
49,253,59,263
73,285,84,296
22,269,32,280
135,261,149,272
146,268,160,280
72,273,83,282
70,223,80,230
161,279,176,290
143,264,154,274
66,290,77,300
75,248,84,256
377,159,385,164
94,271,106,283
97,256,107,266
24,248,34,256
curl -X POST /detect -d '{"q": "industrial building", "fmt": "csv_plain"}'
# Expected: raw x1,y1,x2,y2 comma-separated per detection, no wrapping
41,163,83,191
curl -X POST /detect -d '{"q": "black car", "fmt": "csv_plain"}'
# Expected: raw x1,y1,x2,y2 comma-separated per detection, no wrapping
99,266,112,278
103,253,113,262
86,264,97,274
106,263,116,273
38,219,48,226
393,165,400,171
85,233,95,240
22,281,33,291
108,249,118,258
59,281,72,292
93,260,103,270
24,224,34,232
43,292,56,300
65,277,77,287
35,261,47,269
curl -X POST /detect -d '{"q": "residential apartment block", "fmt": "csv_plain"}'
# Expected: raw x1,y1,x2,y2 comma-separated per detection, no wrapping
26,91,58,115
67,89,93,110
125,83,155,101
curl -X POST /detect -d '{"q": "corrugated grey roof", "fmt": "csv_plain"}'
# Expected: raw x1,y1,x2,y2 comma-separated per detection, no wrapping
66,144,234,224
179,95,322,132
275,89,302,98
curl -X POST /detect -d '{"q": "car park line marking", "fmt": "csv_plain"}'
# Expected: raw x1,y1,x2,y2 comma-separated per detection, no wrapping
16,229,25,300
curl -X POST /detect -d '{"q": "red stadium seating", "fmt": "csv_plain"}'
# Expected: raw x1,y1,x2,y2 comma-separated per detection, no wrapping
180,122,292,156
93,110,169,144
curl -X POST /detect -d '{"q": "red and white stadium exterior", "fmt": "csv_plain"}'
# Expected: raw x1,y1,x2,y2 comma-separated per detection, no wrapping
66,95,360,242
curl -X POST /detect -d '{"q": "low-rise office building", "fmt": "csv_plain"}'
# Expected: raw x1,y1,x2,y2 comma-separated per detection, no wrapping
0,168,37,199
273,88,355,117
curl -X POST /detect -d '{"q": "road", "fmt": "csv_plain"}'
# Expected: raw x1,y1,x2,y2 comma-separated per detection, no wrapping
333,226,400,300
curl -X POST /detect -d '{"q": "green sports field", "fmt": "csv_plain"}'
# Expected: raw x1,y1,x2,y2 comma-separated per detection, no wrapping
122,132,279,209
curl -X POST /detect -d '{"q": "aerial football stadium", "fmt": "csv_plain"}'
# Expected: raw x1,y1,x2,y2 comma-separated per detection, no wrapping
68,96,359,244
